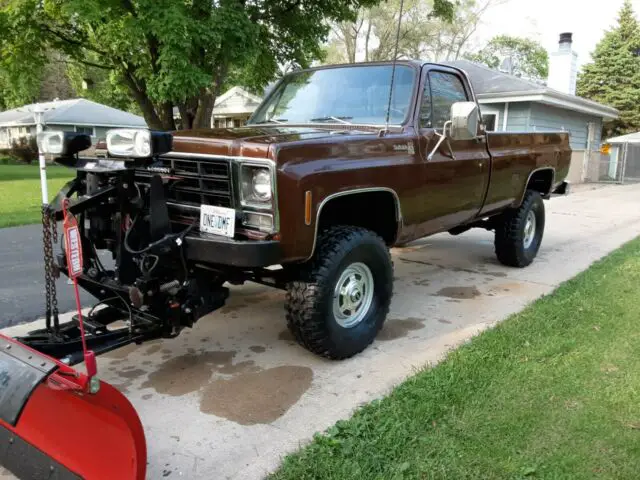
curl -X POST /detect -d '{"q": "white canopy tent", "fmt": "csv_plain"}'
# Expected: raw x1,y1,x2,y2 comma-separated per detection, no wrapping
603,131,640,182
605,131,640,144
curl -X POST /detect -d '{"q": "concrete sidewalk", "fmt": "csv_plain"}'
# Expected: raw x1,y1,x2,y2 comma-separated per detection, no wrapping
2,183,639,479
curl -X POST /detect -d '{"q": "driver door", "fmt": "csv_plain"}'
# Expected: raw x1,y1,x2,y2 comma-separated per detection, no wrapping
416,67,490,233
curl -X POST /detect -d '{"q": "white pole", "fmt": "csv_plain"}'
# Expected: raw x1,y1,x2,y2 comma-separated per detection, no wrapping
34,106,48,204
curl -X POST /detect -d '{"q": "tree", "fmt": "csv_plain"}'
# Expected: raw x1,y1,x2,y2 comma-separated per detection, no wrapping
423,0,498,61
324,0,496,64
66,60,142,114
0,0,379,130
466,35,549,80
577,0,640,137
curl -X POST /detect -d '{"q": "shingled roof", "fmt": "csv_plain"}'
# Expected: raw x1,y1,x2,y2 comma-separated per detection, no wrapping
0,98,146,128
442,59,618,120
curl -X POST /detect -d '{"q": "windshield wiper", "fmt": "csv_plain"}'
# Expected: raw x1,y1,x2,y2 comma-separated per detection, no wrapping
309,116,353,125
255,118,287,125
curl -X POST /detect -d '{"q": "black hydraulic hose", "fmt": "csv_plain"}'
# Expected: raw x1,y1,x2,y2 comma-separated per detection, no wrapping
124,215,195,255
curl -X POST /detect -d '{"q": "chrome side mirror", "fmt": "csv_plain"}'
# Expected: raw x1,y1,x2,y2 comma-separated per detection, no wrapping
450,101,479,141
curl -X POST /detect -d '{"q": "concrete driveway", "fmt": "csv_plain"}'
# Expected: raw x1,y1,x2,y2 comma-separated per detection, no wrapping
2,183,640,480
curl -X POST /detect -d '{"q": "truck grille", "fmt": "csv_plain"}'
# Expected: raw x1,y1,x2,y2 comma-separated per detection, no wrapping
135,156,233,213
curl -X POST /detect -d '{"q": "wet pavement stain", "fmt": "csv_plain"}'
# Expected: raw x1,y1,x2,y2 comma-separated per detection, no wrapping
103,343,138,359
249,345,266,353
217,360,260,375
118,368,146,380
111,379,134,393
435,286,481,299
200,366,313,425
145,344,163,356
278,329,295,342
377,317,424,341
142,351,236,396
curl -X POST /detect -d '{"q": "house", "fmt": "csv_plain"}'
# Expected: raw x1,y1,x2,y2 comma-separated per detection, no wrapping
0,98,146,149
210,87,263,128
444,33,619,184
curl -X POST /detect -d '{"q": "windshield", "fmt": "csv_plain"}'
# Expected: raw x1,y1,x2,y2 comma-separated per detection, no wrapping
249,64,416,126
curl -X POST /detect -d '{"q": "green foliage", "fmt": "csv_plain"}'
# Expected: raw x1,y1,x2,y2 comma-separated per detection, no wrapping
4,136,38,164
467,34,549,80
1,0,380,129
66,61,141,115
577,0,640,137
0,2,48,108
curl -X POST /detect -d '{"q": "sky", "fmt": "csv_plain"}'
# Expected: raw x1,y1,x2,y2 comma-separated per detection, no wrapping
472,0,640,68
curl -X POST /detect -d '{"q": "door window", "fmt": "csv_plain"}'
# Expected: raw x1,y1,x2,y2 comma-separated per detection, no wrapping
424,71,468,130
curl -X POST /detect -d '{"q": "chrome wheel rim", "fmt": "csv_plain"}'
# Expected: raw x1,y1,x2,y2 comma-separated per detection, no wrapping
333,262,375,328
523,210,537,249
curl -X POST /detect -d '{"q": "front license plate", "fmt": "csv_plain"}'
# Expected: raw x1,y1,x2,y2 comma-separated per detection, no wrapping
200,205,236,237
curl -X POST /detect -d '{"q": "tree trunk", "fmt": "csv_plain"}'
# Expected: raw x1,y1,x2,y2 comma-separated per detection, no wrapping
364,21,372,62
192,92,215,129
159,102,176,131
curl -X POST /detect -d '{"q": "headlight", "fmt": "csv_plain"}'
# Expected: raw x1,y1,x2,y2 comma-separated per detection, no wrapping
37,131,64,154
37,131,92,156
106,129,172,158
106,129,151,157
241,164,273,208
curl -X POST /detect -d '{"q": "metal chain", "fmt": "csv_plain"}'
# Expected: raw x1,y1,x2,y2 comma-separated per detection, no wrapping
49,211,59,327
41,207,52,331
41,206,59,332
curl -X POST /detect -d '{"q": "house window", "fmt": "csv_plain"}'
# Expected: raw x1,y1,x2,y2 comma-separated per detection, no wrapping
75,126,95,136
482,113,498,132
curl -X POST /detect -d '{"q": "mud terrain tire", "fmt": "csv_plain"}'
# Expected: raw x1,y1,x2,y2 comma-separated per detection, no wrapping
285,226,393,359
494,190,545,268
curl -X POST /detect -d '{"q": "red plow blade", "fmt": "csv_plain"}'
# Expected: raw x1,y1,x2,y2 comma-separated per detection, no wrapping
0,334,146,480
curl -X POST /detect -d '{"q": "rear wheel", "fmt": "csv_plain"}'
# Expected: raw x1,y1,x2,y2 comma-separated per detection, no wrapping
285,226,393,359
494,190,545,267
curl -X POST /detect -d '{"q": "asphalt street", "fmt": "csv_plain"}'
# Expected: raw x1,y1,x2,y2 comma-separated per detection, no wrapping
0,223,104,327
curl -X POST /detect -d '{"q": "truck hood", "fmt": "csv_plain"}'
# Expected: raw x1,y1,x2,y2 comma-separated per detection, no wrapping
171,125,377,159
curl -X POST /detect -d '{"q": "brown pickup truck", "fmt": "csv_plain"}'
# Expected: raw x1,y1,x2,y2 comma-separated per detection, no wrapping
40,60,570,364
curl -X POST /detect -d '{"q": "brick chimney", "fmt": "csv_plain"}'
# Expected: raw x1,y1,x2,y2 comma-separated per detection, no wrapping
547,32,578,95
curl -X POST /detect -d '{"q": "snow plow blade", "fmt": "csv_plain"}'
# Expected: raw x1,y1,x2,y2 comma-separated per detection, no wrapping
0,334,146,480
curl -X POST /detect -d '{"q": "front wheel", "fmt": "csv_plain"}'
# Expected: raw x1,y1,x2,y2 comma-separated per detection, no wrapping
285,226,393,359
494,190,545,267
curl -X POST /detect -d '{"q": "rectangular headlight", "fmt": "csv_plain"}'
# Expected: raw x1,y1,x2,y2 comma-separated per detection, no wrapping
240,164,274,209
37,131,92,156
106,129,172,158
106,129,151,157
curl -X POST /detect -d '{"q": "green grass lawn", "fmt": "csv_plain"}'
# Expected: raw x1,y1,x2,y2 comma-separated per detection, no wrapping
272,238,640,480
0,164,73,228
